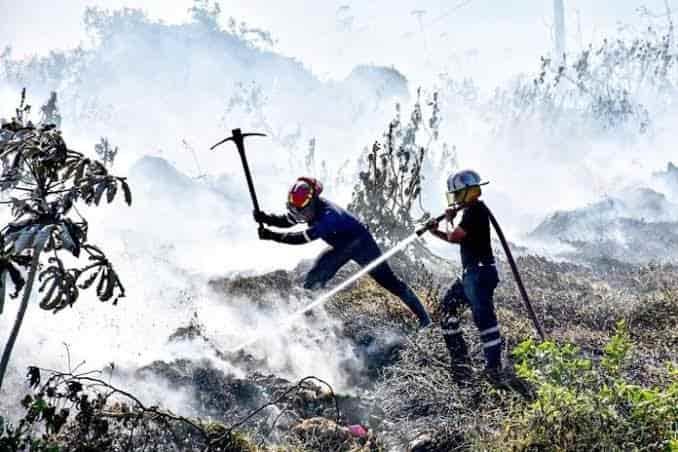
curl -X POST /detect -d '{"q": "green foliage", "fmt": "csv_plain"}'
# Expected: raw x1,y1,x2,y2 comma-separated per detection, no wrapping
0,91,130,312
0,387,64,451
502,322,677,451
601,320,632,374
0,90,132,390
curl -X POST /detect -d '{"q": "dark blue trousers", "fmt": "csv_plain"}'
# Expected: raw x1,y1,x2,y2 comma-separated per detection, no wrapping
303,234,431,326
440,265,501,368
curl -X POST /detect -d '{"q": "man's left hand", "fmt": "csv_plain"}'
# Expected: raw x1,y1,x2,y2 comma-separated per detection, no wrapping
258,226,276,241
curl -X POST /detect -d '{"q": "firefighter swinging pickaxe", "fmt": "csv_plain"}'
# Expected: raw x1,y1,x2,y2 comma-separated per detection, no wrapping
211,128,267,229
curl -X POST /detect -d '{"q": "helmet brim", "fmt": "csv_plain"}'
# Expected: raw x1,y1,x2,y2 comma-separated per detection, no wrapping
448,181,489,193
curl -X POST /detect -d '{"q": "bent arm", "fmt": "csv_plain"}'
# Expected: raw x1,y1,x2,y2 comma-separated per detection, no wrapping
269,210,338,245
429,224,467,244
269,229,315,245
261,212,297,228
447,226,467,243
429,227,450,242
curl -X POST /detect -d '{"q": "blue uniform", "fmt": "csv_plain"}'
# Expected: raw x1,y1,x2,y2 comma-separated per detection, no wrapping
305,200,370,248
262,198,431,327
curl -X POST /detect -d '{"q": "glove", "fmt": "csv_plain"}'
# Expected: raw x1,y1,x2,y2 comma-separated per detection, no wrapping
445,208,458,223
258,226,277,241
425,218,440,231
253,210,270,224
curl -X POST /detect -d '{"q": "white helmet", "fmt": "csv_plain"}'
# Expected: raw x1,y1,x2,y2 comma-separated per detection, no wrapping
447,169,488,193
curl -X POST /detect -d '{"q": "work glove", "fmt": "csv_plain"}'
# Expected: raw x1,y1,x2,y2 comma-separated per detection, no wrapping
445,207,458,223
253,210,271,224
258,226,277,241
425,218,440,231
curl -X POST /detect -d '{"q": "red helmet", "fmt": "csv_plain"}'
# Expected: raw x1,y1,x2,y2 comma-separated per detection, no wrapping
287,177,323,222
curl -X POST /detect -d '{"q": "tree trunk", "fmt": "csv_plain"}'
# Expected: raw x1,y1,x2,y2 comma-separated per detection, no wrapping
554,0,566,62
0,271,5,315
0,250,41,390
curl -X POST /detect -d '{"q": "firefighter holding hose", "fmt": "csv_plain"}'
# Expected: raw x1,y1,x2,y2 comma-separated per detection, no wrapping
426,170,505,384
255,176,432,328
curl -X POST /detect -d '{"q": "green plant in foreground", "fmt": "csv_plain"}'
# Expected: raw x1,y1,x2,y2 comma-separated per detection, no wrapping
501,321,677,451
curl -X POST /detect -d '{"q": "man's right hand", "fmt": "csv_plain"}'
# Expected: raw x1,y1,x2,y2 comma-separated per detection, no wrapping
445,207,459,223
253,210,269,224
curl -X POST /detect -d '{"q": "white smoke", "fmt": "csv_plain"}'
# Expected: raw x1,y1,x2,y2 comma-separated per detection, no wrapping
2,0,678,418
0,5,407,414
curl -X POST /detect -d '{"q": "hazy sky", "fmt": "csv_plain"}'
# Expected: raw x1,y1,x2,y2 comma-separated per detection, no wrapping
1,0,674,83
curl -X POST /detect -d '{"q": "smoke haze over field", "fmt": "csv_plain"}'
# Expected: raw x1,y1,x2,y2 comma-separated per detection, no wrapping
2,0,675,84
2,0,678,418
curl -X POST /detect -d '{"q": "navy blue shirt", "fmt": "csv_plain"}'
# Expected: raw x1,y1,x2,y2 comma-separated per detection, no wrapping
305,199,369,248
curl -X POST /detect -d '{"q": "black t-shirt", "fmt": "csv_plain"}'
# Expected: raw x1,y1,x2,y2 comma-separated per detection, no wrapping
458,201,494,268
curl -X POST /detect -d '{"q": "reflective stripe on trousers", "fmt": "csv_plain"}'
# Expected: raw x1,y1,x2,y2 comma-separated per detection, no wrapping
439,265,502,368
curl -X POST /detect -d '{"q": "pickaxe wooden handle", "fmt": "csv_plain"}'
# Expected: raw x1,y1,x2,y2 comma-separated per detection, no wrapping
211,128,266,226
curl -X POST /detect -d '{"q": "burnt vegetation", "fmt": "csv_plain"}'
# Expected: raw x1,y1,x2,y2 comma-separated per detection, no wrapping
1,2,678,452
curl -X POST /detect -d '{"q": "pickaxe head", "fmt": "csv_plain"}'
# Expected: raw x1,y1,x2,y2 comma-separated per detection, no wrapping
208,128,267,218
210,128,266,151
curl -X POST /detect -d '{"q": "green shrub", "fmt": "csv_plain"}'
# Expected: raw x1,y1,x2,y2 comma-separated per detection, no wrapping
497,321,677,451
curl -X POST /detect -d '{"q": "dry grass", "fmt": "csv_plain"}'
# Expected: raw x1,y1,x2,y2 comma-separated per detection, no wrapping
12,253,674,451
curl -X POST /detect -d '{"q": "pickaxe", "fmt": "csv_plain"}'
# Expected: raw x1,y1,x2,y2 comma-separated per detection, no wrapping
211,129,266,227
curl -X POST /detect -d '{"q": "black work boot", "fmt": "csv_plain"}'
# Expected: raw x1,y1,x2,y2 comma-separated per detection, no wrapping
441,319,473,384
441,315,469,357
482,366,514,391
494,366,536,400
482,366,502,384
450,359,473,384
400,287,432,328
